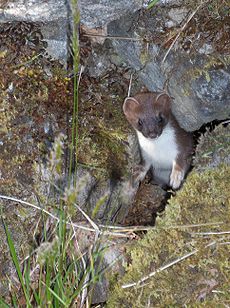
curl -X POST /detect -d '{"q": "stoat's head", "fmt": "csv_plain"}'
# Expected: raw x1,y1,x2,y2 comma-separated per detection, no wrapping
123,92,171,139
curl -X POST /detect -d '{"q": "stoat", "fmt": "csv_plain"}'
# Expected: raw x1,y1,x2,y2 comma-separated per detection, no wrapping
123,92,193,189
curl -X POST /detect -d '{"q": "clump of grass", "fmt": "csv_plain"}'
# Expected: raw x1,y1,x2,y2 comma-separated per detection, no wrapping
1,210,105,307
0,129,112,306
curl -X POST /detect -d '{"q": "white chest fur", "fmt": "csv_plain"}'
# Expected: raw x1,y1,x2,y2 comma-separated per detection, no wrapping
136,124,178,172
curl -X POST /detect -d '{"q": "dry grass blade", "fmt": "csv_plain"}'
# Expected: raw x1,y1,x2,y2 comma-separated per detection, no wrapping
99,221,224,232
192,231,230,236
81,33,143,41
127,73,133,97
219,242,230,246
73,202,100,232
162,2,204,64
0,194,95,232
78,65,84,87
0,194,133,238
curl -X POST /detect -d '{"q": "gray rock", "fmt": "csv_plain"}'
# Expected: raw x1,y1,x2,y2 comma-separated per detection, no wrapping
0,0,68,63
167,7,188,26
198,43,214,55
86,48,112,78
40,20,68,64
85,135,141,224
91,243,125,304
0,0,67,22
79,0,144,28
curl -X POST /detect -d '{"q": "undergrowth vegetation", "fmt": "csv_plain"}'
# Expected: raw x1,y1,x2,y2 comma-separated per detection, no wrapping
0,0,106,306
1,210,104,307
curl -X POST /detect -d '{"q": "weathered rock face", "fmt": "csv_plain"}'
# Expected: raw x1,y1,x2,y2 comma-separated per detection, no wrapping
0,0,67,22
0,0,68,63
2,1,229,130
79,0,145,28
107,4,230,131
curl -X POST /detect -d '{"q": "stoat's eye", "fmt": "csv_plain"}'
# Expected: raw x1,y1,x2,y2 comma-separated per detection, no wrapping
138,119,143,127
157,113,164,123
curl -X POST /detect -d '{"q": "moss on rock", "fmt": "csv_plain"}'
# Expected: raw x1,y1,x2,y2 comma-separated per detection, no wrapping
78,76,131,179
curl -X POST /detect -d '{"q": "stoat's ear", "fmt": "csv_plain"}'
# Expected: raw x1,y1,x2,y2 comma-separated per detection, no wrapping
123,97,139,116
155,93,171,112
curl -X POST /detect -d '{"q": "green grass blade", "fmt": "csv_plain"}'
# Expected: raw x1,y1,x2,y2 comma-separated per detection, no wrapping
0,297,10,308
38,263,43,302
63,262,75,284
69,266,91,302
68,1,80,187
45,263,52,305
32,289,41,306
147,0,159,9
24,259,31,297
2,219,31,307
11,293,17,308
42,281,68,307
54,277,61,308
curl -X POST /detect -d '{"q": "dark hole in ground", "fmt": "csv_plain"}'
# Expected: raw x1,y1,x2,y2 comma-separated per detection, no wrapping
193,118,230,145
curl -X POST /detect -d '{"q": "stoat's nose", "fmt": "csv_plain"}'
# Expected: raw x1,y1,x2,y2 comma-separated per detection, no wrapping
149,132,158,139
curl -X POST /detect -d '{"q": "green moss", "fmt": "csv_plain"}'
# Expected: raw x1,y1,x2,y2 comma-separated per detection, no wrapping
107,125,230,307
78,91,130,179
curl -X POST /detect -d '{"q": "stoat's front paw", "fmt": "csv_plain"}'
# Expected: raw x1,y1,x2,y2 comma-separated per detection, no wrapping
170,166,184,190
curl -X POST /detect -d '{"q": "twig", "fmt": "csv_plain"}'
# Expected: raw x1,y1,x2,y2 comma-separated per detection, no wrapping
162,2,203,64
219,242,230,246
192,231,230,236
81,33,143,42
122,240,216,289
169,222,224,229
99,221,224,232
127,73,133,97
212,290,226,294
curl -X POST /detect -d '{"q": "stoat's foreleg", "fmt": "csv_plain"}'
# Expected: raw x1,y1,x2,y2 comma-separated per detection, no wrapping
170,160,185,189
